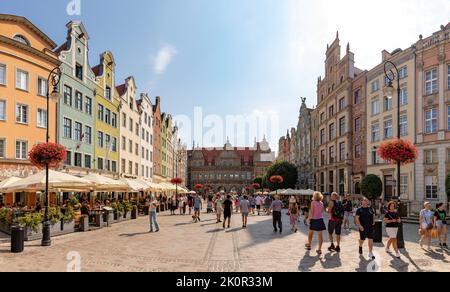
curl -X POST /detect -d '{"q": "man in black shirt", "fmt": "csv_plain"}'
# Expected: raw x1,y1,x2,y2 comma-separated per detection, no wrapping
434,202,448,248
223,195,233,229
355,197,375,260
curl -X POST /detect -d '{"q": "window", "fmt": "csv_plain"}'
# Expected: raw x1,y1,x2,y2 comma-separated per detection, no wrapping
329,123,335,140
75,92,83,111
329,146,335,163
135,143,139,156
85,97,92,115
320,129,326,145
448,64,450,89
122,113,127,127
384,96,392,111
74,152,82,167
98,131,104,148
135,163,139,176
85,126,92,144
13,35,29,45
371,80,380,92
106,160,111,172
112,113,117,128
64,85,72,106
37,109,47,128
339,98,345,111
121,159,126,173
135,123,139,136
399,66,408,79
339,142,346,161
142,147,145,159
355,117,361,132
105,134,110,150
425,108,438,134
65,151,72,165
384,120,393,139
15,104,28,124
0,64,6,85
339,117,345,136
129,118,133,132
84,155,91,169
105,108,111,125
128,161,133,174
424,149,437,164
320,112,325,123
371,100,380,116
75,122,82,141
105,86,111,100
425,68,438,95
75,64,83,80
400,175,408,198
0,138,5,158
15,140,27,159
16,69,28,91
97,158,103,170
128,140,132,153
354,90,361,104
372,148,380,165
112,161,117,173
37,77,47,96
98,104,104,121
372,124,380,142
399,88,408,106
121,136,126,151
329,106,334,118
355,144,361,159
63,118,72,139
400,115,408,137
112,137,117,152
425,176,438,199
142,128,145,140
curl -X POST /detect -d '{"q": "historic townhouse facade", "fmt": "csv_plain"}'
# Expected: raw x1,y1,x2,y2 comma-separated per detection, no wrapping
415,23,450,209
0,14,60,181
138,93,154,181
315,33,358,195
171,126,188,184
56,21,96,174
161,113,173,179
92,51,119,176
296,98,314,189
152,96,163,182
351,70,368,195
277,130,293,163
366,48,416,202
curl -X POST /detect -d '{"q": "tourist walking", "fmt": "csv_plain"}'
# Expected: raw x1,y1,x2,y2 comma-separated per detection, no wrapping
265,195,272,215
289,202,299,233
215,194,223,223
434,202,448,249
240,195,250,228
193,194,202,223
306,192,326,255
419,202,434,250
384,201,401,258
327,192,344,253
178,196,184,215
355,197,376,260
249,195,256,215
188,194,193,215
288,196,297,214
148,196,160,233
342,194,353,230
271,196,283,233
255,194,262,216
223,195,233,229
302,203,309,226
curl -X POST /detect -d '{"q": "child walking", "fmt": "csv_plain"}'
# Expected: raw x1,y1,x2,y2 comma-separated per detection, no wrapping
290,203,300,232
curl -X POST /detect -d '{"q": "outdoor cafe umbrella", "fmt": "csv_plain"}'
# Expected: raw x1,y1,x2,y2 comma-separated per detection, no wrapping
82,173,129,192
0,177,22,192
2,170,93,193
120,178,149,192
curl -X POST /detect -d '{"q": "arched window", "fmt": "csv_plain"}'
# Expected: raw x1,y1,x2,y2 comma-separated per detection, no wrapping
13,34,30,46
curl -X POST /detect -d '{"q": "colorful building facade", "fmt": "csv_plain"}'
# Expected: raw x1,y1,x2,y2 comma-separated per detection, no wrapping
138,93,154,181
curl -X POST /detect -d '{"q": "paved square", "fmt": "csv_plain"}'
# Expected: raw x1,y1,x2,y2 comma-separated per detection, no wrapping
0,210,448,272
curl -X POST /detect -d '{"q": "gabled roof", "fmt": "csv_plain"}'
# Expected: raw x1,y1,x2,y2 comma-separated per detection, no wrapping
92,64,102,77
116,84,126,96
54,41,69,55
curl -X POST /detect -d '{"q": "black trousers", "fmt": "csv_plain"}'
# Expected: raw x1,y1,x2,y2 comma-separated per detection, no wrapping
273,211,282,231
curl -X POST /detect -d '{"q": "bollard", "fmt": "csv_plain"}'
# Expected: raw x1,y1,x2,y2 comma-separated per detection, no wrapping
79,215,89,232
11,225,25,253
95,212,103,228
373,220,383,243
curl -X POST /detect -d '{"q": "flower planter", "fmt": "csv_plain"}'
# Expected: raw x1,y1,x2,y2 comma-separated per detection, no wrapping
131,209,138,220
0,221,11,235
123,212,131,221
79,215,89,232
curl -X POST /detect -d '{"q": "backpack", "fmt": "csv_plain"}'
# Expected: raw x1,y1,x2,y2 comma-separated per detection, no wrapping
332,201,345,220
291,207,298,215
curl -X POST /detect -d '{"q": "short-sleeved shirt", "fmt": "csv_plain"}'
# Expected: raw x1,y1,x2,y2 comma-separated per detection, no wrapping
193,197,202,209
223,199,233,212
420,209,434,225
271,200,283,212
255,196,262,205
239,200,250,213
434,209,447,224
356,207,374,228
384,211,400,228
215,199,223,209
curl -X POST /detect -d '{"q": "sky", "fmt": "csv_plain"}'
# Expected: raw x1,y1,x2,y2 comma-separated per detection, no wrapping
0,0,449,153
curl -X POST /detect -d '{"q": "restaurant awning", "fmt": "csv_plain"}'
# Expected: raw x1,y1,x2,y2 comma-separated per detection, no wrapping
82,173,129,192
0,177,22,192
120,178,149,192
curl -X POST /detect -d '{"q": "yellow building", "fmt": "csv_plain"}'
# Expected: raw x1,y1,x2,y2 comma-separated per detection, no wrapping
92,51,120,177
366,47,415,202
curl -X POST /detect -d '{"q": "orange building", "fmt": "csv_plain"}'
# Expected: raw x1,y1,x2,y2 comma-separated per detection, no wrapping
0,14,60,205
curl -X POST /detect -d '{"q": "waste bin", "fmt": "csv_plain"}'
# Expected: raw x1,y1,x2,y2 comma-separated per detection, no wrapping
11,225,25,253
374,220,383,243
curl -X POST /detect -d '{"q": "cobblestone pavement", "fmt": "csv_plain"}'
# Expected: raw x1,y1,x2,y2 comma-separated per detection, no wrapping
0,210,449,272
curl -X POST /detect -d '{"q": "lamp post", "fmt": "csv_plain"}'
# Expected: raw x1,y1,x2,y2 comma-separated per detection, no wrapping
42,67,62,247
383,61,405,249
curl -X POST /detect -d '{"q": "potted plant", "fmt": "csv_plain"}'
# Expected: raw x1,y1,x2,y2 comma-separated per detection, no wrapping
17,212,43,241
112,202,124,221
123,201,133,220
62,206,76,233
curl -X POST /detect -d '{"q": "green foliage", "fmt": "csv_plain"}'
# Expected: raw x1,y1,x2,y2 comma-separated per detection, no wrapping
361,175,383,201
263,161,298,190
0,208,13,225
123,201,133,212
112,202,124,216
48,207,63,225
62,206,75,223
17,212,43,233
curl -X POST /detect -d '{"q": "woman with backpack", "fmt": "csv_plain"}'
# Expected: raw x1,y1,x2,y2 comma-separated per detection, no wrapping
327,192,344,253
289,202,300,232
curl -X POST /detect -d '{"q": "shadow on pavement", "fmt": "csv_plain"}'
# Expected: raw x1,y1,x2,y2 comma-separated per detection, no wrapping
320,252,342,269
298,251,321,272
119,232,150,237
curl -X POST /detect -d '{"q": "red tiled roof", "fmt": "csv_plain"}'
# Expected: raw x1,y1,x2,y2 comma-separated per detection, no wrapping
116,84,126,96
54,41,69,55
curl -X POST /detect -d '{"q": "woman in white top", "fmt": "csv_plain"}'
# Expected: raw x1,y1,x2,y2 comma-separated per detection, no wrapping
419,202,434,250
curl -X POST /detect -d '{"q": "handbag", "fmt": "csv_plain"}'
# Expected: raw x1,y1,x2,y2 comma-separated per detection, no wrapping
431,228,438,239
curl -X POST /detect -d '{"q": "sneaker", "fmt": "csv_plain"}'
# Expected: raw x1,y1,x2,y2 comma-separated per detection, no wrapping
149,230,154,233
368,252,375,260
395,252,401,259
279,230,282,234
155,229,160,233
443,243,448,249
274,229,278,233
328,244,336,252
385,248,390,253
335,246,341,253
359,247,363,255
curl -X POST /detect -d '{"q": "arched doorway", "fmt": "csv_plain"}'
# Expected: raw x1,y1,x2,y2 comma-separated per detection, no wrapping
355,182,361,195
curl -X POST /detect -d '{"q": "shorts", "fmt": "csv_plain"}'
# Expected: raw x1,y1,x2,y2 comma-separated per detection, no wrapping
194,207,200,212
359,227,374,240
328,220,342,235
436,220,447,228
216,208,223,215
242,212,249,218
386,227,398,239
344,211,352,221
250,204,255,209
256,205,261,210
310,219,326,231
224,211,232,219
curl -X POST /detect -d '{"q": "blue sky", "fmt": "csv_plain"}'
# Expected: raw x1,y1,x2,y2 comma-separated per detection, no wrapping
1,0,449,152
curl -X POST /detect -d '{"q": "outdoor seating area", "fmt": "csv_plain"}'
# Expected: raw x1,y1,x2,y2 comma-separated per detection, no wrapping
0,171,190,241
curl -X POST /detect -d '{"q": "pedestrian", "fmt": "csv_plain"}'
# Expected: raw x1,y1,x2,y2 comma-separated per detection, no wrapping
188,194,193,215
302,203,310,226
419,202,434,250
178,196,184,215
270,195,283,234
288,196,297,214
255,193,262,216
265,195,272,215
384,201,401,258
355,197,376,260
342,194,353,230
352,204,358,229
327,192,344,253
193,194,202,223
148,195,160,233
223,195,233,229
306,192,326,255
183,195,188,215
249,195,256,215
434,202,448,249
215,194,223,223
240,195,250,228
289,202,299,233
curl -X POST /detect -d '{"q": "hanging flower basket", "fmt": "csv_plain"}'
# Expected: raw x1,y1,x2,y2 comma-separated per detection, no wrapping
29,143,67,169
269,175,284,184
252,183,261,189
170,178,183,185
195,184,204,190
377,139,418,165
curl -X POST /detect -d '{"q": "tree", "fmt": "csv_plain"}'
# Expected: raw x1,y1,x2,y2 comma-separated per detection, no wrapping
361,174,383,208
263,161,298,191
445,174,450,200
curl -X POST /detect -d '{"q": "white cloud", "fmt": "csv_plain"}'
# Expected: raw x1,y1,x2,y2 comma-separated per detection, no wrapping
152,43,177,75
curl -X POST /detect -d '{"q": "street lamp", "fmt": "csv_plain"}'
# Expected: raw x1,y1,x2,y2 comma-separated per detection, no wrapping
41,67,61,247
383,61,405,249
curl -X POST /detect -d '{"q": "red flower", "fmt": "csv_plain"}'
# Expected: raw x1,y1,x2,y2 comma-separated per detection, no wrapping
269,175,284,184
252,183,261,189
171,178,183,185
378,139,418,165
29,143,67,169
195,184,204,190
